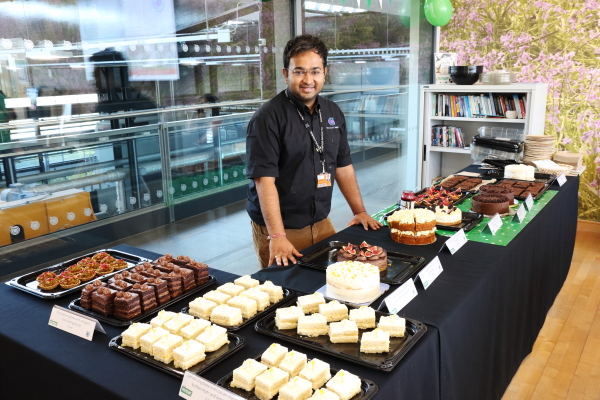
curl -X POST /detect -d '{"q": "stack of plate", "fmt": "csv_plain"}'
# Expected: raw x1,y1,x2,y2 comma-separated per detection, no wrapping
523,135,555,164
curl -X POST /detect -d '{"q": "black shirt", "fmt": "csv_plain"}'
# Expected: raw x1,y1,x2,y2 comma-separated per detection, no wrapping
246,89,352,229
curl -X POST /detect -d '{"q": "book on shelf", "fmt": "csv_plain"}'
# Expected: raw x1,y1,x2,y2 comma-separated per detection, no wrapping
431,125,465,148
432,93,527,118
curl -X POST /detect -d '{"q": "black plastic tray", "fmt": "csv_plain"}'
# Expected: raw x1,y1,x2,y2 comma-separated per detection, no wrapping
254,302,427,372
494,172,555,201
7,249,151,299
298,241,426,285
109,331,245,378
181,285,297,331
216,353,378,400
68,275,217,326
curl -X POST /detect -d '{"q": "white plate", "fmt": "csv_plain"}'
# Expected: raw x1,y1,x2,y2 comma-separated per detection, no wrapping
315,283,390,307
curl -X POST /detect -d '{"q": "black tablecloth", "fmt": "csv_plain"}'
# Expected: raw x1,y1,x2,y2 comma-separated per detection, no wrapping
0,244,440,400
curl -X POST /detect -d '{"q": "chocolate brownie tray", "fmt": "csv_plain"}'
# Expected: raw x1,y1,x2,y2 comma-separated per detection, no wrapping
383,207,484,233
68,275,217,326
109,331,245,378
216,352,378,400
6,249,151,299
494,173,555,201
181,283,297,331
298,241,426,285
255,301,427,372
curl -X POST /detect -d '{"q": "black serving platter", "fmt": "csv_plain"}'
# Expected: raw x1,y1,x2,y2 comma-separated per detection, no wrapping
383,207,483,233
298,241,426,286
109,331,245,378
6,249,151,299
216,353,378,400
68,275,217,327
254,302,427,372
494,172,555,201
181,285,297,331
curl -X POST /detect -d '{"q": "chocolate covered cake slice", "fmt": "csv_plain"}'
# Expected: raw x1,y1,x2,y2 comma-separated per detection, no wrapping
80,280,106,310
145,277,171,305
163,272,183,298
114,291,142,320
108,279,133,292
91,287,117,316
130,283,158,313
123,272,147,286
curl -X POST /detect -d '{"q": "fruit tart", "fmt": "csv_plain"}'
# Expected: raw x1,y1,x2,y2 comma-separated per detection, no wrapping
36,271,56,283
58,272,81,289
96,263,115,276
38,277,60,290
66,264,82,274
77,267,96,282
111,259,128,270
92,252,110,261
77,257,95,267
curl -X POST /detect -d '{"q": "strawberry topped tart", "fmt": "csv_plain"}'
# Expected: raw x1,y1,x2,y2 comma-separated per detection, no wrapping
336,241,388,273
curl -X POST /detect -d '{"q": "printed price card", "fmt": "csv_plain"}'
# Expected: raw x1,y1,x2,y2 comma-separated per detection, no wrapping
418,256,443,290
48,305,104,341
557,174,567,187
483,213,503,236
513,203,526,224
380,279,418,314
524,193,534,211
180,372,243,400
443,228,467,255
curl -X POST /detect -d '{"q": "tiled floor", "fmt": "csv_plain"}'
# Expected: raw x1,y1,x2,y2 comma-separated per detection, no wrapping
106,150,404,275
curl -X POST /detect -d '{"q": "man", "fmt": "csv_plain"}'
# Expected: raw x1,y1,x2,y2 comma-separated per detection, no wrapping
246,34,382,269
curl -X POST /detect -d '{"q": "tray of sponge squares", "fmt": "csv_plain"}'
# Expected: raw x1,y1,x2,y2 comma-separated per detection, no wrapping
68,258,216,326
254,293,427,372
180,276,297,331
216,345,378,400
298,241,426,286
6,249,152,299
108,316,245,378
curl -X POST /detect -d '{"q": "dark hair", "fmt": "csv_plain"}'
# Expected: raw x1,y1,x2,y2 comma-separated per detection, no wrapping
283,34,328,70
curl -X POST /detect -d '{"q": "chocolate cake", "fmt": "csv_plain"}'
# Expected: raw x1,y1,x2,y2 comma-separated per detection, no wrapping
145,277,171,305
91,287,117,316
154,262,176,274
471,194,510,215
162,272,183,298
140,267,162,279
108,279,133,292
169,266,196,292
497,180,545,199
114,291,142,320
479,184,515,205
336,241,388,273
130,283,157,313
80,280,106,310
186,260,209,285
124,273,146,285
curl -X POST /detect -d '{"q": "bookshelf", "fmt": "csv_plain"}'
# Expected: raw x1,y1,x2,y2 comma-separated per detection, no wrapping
418,83,548,187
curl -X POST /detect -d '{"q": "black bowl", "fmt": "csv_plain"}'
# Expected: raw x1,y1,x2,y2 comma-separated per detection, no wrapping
448,66,483,85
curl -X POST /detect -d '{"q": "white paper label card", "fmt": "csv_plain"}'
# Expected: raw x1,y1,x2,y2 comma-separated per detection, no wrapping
48,306,104,341
443,229,467,255
381,279,418,314
524,193,534,211
557,174,567,186
180,371,244,400
513,204,526,223
418,256,443,290
484,213,503,236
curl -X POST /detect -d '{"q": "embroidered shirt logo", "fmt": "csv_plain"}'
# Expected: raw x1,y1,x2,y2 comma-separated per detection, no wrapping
328,117,335,125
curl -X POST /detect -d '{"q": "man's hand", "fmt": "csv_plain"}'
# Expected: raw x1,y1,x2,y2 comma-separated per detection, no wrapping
269,236,303,267
348,212,383,230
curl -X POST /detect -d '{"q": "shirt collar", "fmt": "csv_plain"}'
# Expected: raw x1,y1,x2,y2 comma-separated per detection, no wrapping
285,88,320,115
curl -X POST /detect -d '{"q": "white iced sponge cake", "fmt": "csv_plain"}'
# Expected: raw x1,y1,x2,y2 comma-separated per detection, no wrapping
297,292,326,314
210,304,243,326
329,319,359,343
152,333,183,363
227,295,258,319
150,310,176,328
163,312,194,335
279,376,313,400
257,281,284,303
326,370,361,400
217,282,246,297
188,297,217,319
261,343,288,367
203,289,231,305
299,358,331,390
377,314,406,337
309,389,340,400
121,323,151,349
278,350,307,378
275,306,305,330
505,164,535,181
139,327,169,355
348,306,376,329
318,300,348,322
196,324,229,351
297,313,328,337
173,339,206,370
240,287,270,311
360,328,390,354
255,367,289,400
325,261,380,303
179,317,211,340
231,358,269,391
234,274,260,290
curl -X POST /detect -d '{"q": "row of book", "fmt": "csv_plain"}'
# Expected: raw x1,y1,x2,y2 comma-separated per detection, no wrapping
337,93,406,115
432,93,527,118
431,125,466,148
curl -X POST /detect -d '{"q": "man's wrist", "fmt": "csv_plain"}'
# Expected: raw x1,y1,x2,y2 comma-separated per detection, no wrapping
353,210,367,216
267,232,286,240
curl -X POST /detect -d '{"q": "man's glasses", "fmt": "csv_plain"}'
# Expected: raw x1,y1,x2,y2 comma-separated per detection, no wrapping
287,69,324,77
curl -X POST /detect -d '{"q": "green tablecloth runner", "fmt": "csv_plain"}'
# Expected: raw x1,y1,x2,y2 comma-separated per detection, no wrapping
372,189,558,246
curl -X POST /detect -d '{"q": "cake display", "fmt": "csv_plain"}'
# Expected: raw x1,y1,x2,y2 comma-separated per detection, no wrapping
261,343,288,368
173,339,206,370
153,254,210,285
479,184,515,204
434,205,463,226
325,370,362,400
325,261,381,303
504,164,535,181
388,209,437,245
360,328,390,353
231,359,269,391
299,359,331,390
114,291,142,321
328,319,359,343
471,194,510,215
278,350,308,378
278,376,313,400
336,241,387,273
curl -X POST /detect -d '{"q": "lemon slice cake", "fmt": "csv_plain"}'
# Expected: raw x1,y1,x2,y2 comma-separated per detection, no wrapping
217,282,246,297
257,281,284,303
325,370,361,400
261,343,288,367
203,290,231,305
180,318,211,340
150,310,176,328
377,314,406,337
173,339,206,370
152,333,183,364
360,328,390,353
121,322,151,349
189,297,217,319
329,319,359,343
297,313,328,337
348,306,376,329
318,300,348,322
231,359,269,391
163,312,194,335
278,350,307,378
139,327,169,355
308,388,341,400
279,376,313,400
275,306,305,330
240,288,270,311
297,293,326,314
234,275,260,290
196,324,229,351
227,295,258,319
254,367,289,400
210,304,243,326
299,359,331,390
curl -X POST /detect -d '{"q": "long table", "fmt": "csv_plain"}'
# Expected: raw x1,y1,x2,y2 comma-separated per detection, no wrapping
0,172,578,400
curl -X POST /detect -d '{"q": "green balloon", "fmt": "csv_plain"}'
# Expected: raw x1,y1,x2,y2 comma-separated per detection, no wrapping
398,2,411,28
424,0,453,26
